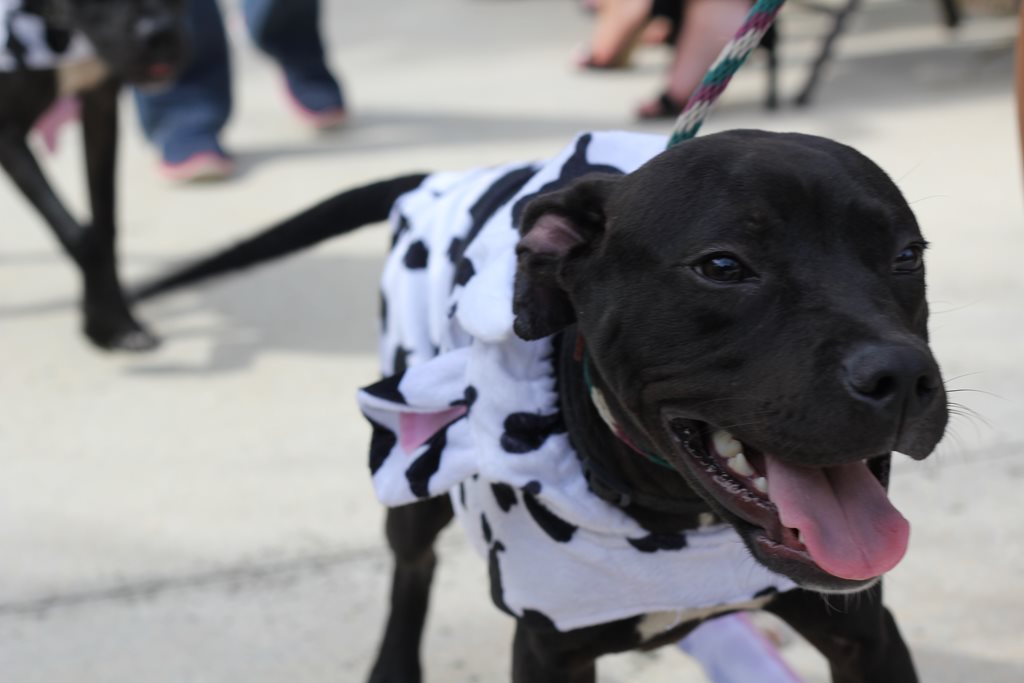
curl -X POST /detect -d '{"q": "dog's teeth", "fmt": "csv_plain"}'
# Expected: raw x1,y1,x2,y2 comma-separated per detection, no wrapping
712,430,743,459
727,452,755,477
752,476,768,493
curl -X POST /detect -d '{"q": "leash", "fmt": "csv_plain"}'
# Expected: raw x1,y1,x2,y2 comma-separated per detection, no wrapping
667,0,786,147
580,349,674,470
566,332,717,520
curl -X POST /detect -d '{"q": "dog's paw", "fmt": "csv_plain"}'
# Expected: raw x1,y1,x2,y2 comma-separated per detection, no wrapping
109,328,161,352
84,316,161,352
367,665,421,683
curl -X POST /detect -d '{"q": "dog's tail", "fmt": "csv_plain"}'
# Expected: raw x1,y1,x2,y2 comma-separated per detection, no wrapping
135,173,428,300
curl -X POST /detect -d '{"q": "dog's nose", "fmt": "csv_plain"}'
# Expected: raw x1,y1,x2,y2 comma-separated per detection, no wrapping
842,343,941,418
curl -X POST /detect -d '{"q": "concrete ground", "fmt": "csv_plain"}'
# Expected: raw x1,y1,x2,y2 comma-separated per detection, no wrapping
1,0,1022,680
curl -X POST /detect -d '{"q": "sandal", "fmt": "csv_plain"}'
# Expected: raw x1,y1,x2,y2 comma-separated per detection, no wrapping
577,53,630,70
574,44,635,70
160,150,234,183
636,91,686,120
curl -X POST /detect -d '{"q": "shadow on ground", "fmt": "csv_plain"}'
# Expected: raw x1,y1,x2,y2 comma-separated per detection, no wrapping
916,647,1024,683
129,251,385,374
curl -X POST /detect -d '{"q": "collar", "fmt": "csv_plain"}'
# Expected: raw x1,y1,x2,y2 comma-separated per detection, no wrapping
565,333,718,524
579,341,673,469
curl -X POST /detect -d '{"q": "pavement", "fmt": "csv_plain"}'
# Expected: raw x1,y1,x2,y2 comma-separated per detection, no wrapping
0,0,1022,681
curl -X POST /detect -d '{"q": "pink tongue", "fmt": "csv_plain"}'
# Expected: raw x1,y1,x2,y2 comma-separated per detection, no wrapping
764,456,909,581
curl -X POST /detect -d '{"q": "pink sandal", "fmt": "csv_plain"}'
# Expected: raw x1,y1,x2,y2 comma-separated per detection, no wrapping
159,151,234,183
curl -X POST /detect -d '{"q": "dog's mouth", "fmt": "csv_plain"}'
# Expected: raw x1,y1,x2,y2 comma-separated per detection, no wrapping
665,417,909,589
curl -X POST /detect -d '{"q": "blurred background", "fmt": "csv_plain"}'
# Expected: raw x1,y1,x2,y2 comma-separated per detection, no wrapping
0,0,1022,680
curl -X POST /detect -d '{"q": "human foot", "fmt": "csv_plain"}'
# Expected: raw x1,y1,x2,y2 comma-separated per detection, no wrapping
636,91,687,120
159,135,233,182
160,151,234,182
282,64,346,130
578,0,652,69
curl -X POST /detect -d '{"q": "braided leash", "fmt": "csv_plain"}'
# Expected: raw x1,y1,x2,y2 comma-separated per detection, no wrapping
667,0,785,147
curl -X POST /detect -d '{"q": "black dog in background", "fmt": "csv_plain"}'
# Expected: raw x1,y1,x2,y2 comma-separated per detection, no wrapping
0,0,184,350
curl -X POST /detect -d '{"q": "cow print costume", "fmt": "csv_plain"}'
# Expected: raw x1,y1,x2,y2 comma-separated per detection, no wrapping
0,0,92,72
359,132,795,633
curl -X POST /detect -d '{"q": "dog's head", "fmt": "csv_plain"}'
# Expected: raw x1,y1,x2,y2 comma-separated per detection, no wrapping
513,130,948,593
44,0,185,84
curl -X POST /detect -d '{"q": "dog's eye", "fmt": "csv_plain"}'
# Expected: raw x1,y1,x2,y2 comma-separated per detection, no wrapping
893,243,926,273
695,253,753,283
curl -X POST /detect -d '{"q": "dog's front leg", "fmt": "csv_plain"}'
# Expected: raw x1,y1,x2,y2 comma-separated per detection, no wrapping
511,622,604,683
766,583,917,683
0,124,90,261
369,496,454,683
79,78,158,351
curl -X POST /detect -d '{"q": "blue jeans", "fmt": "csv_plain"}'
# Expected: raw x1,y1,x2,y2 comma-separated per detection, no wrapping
136,0,342,163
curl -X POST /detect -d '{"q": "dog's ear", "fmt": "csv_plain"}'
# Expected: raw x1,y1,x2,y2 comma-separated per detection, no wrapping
513,174,619,340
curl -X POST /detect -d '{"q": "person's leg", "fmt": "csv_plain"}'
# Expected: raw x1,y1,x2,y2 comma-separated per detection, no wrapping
242,0,344,127
636,0,749,119
578,0,653,69
642,0,682,47
134,0,234,178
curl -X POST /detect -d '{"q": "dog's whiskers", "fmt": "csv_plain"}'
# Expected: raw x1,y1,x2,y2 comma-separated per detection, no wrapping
929,300,981,315
946,401,992,431
905,194,948,206
946,387,1002,400
942,372,984,385
935,426,968,459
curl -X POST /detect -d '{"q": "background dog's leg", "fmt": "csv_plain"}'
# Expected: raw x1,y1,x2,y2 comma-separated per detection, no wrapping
0,127,90,262
79,79,158,351
766,584,917,683
368,495,453,683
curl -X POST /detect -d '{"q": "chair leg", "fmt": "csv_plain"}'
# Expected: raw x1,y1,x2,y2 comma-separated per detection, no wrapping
762,23,780,110
794,0,862,107
934,0,960,29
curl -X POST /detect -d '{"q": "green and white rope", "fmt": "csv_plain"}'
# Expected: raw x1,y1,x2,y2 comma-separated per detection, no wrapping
667,0,785,148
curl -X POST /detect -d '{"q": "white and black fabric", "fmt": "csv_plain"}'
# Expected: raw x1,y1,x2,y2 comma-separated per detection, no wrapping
358,131,796,633
0,0,92,72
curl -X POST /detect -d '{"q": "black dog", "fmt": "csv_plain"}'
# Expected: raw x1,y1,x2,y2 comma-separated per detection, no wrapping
0,0,184,350
138,130,948,682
